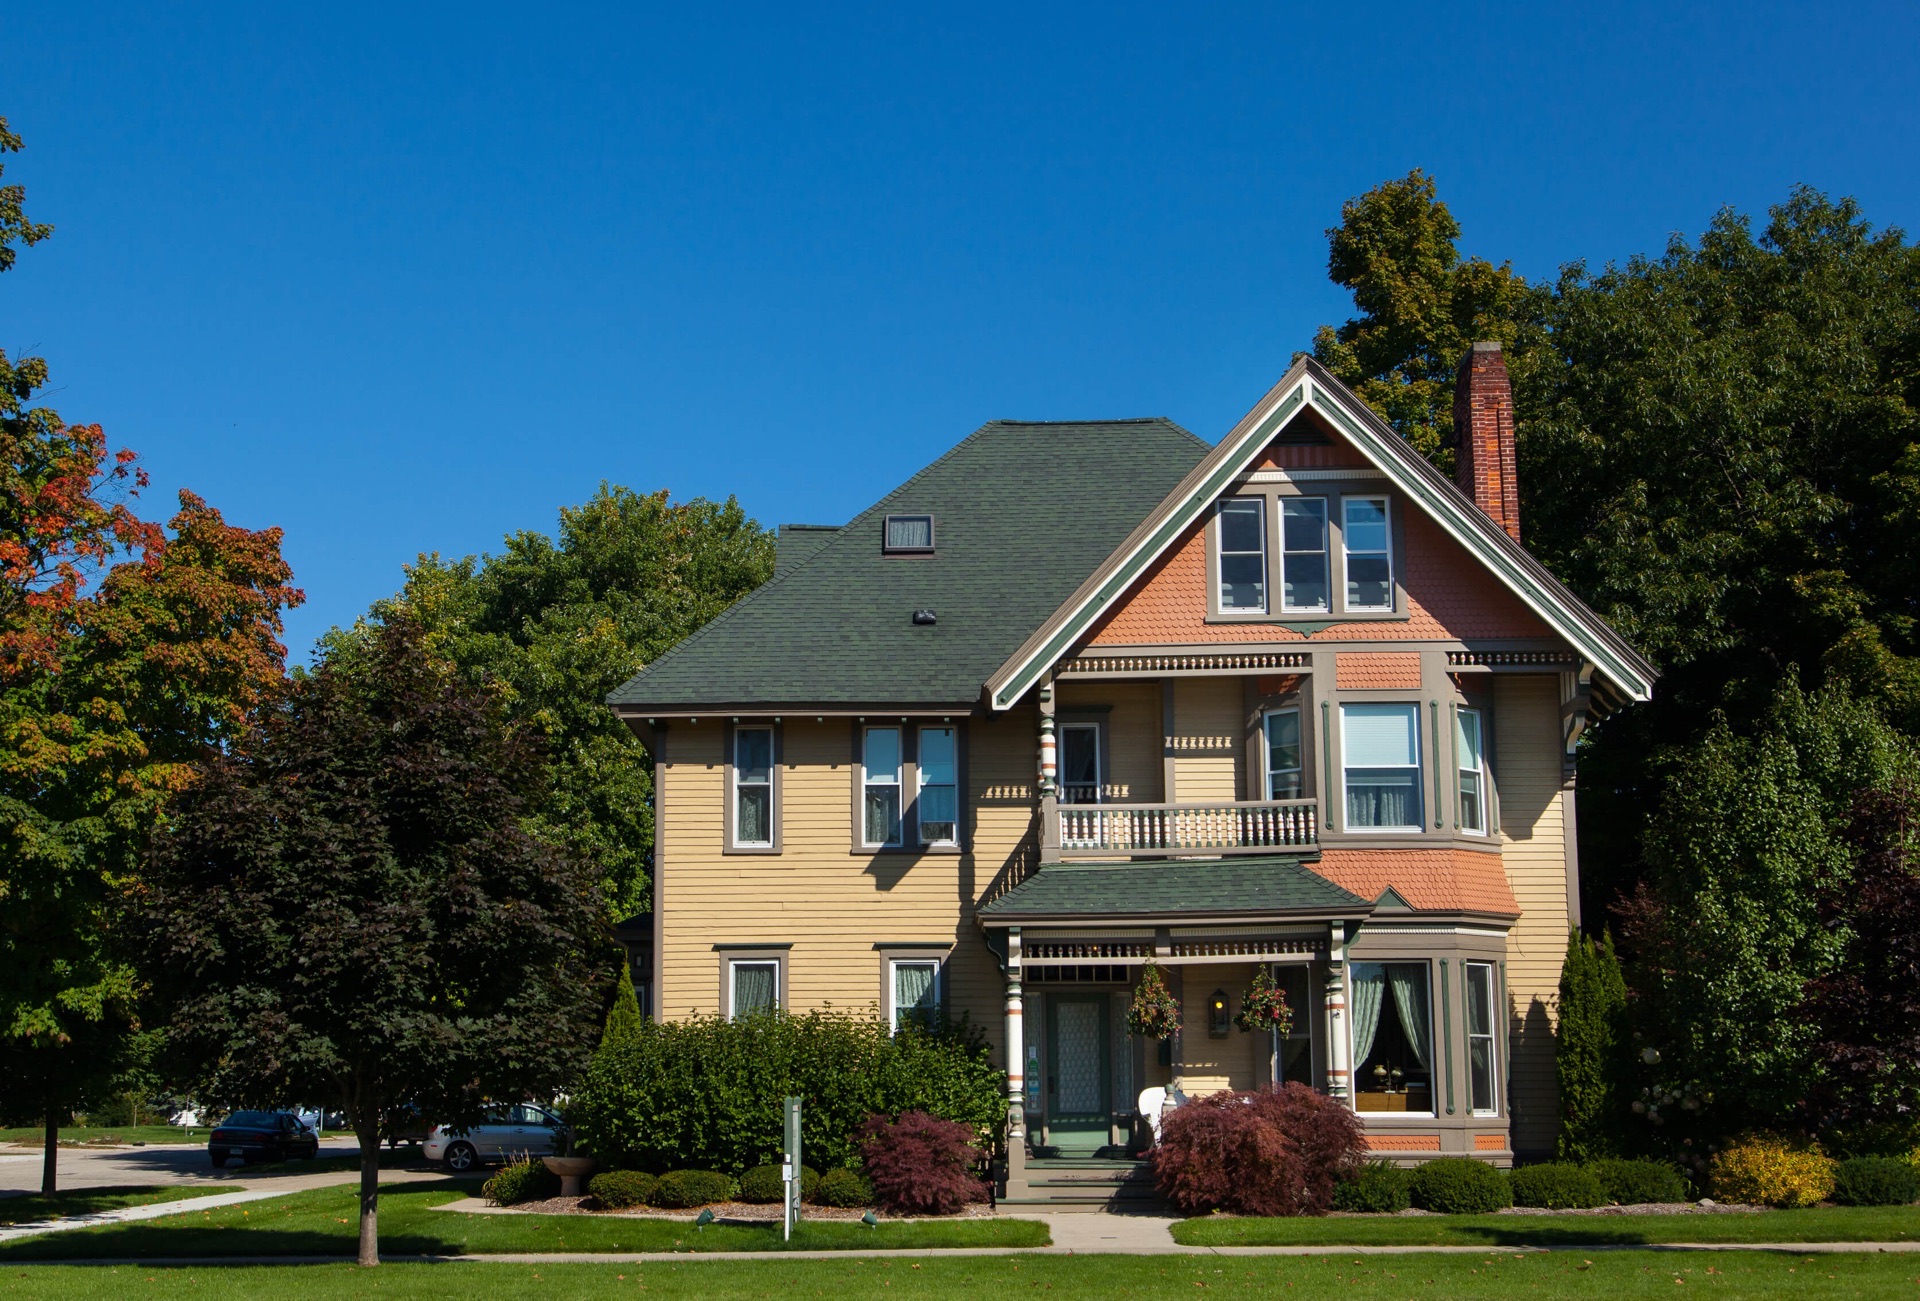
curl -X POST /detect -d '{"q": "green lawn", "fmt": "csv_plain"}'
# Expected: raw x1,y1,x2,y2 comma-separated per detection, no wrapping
0,1126,209,1148
0,1181,1047,1259
1172,1203,1920,1247
0,1254,1913,1299
0,1186,241,1227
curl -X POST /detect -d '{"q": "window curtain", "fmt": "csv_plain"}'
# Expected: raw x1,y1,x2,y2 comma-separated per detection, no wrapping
894,963,936,1028
1388,965,1431,1070
733,963,776,1017
1349,964,1386,1069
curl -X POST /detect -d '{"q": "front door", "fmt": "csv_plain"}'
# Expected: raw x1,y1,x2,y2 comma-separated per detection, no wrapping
1047,993,1111,1153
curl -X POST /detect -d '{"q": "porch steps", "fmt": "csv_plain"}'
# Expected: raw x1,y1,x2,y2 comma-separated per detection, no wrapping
1002,1155,1162,1213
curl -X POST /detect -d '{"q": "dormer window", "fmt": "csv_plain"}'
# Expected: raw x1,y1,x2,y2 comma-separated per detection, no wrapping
883,514,935,554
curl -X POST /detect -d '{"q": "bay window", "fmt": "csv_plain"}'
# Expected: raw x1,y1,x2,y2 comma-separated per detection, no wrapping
1457,708,1487,834
1349,961,1433,1112
1466,961,1499,1115
1342,703,1423,832
1216,498,1267,611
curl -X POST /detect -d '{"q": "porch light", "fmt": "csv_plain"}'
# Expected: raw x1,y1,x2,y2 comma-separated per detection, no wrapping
1208,990,1230,1038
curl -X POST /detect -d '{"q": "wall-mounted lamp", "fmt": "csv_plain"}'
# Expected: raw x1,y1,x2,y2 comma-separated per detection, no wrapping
1208,990,1231,1038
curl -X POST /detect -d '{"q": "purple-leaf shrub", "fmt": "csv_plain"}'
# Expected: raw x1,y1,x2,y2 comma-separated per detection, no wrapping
858,1110,984,1215
1152,1084,1366,1216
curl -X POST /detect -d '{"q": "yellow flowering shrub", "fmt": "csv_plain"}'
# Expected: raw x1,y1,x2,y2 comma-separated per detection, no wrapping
1709,1136,1835,1208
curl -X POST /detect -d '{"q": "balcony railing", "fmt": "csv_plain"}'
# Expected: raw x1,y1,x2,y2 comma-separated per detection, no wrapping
1054,798,1319,859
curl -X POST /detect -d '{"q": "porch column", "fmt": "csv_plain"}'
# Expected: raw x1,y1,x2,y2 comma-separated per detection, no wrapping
1038,678,1060,863
1325,921,1351,1103
1003,928,1029,1195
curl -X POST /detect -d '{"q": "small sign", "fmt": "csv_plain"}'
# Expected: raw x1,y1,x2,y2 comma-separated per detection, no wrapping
783,1096,802,1240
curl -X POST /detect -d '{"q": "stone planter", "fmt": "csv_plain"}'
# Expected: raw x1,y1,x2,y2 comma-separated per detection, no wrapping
542,1155,596,1197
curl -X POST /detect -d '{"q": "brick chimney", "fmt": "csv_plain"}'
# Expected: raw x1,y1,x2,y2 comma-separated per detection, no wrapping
1452,341,1521,542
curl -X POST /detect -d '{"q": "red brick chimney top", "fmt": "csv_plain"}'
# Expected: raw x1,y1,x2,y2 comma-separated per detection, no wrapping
1453,341,1520,543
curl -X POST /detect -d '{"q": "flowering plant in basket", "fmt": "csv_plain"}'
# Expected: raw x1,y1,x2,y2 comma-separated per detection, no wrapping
1127,959,1181,1039
1233,966,1293,1035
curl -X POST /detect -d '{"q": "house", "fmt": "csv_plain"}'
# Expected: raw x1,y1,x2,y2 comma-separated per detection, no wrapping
606,346,1654,1193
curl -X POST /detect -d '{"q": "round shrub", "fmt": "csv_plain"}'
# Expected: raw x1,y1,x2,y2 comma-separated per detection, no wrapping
1586,1158,1688,1205
813,1167,875,1208
1152,1084,1366,1217
1331,1161,1411,1213
1832,1157,1920,1207
482,1158,560,1206
737,1163,820,1204
1408,1158,1512,1214
1710,1137,1835,1208
1510,1162,1605,1209
652,1169,738,1208
587,1169,659,1209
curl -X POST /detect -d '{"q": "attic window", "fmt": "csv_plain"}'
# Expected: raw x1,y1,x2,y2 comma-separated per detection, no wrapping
883,514,935,554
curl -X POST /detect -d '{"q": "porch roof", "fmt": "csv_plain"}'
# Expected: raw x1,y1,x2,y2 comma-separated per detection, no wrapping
977,854,1368,924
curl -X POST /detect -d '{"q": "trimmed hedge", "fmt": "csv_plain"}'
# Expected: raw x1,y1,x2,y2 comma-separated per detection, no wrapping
652,1169,737,1208
738,1163,820,1204
1409,1158,1512,1214
1587,1158,1689,1205
572,1009,1004,1175
1832,1157,1920,1207
1510,1162,1605,1209
587,1170,659,1209
1710,1137,1835,1208
482,1158,559,1206
814,1167,875,1208
1331,1161,1411,1213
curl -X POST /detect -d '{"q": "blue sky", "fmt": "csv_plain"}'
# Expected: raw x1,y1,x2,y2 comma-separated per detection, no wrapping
8,2,1917,658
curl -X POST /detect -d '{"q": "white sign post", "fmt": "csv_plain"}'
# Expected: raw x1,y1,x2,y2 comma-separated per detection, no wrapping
783,1095,802,1241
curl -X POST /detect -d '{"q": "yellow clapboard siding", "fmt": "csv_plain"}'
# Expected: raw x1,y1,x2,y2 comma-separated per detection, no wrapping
1172,677,1243,801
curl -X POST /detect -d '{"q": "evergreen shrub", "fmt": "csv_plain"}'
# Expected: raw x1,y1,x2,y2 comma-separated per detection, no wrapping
571,1009,1003,1175
1153,1084,1366,1216
813,1167,874,1208
1408,1158,1512,1214
1510,1162,1605,1209
1587,1158,1689,1205
1330,1161,1411,1213
737,1163,820,1204
1831,1157,1920,1207
652,1170,737,1208
587,1170,659,1209
1556,930,1630,1161
859,1111,984,1215
1709,1137,1835,1207
482,1158,560,1206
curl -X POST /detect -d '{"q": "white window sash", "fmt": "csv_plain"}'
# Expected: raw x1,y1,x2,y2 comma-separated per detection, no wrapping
1216,498,1268,613
1457,708,1487,835
732,727,775,847
917,726,958,846
1341,495,1394,612
1280,497,1329,613
862,726,903,848
888,959,940,1032
1341,704,1422,832
1465,961,1499,1115
1263,709,1302,800
728,959,781,1019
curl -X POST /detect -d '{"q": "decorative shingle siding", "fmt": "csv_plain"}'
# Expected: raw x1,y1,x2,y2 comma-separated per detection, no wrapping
1335,652,1423,690
1314,848,1520,916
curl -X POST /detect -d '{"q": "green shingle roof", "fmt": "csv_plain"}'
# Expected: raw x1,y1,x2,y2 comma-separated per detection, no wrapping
607,419,1209,710
977,856,1369,922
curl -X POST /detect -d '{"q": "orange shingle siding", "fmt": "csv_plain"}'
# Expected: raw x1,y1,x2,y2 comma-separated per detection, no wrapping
1366,1134,1442,1150
1335,652,1422,690
1313,848,1521,917
1253,439,1373,470
1086,506,1554,645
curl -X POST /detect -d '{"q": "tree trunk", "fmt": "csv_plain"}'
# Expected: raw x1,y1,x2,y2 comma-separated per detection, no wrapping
41,1109,58,1196
355,1113,381,1267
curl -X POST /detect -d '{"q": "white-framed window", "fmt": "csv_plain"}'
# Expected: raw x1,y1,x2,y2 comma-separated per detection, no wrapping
889,958,940,1033
1342,703,1422,832
1263,709,1303,799
1216,498,1267,612
1280,497,1330,612
1465,961,1499,1115
1059,722,1102,805
728,958,781,1019
1457,708,1487,834
862,726,903,847
1349,960,1435,1113
1342,496,1394,611
732,726,775,847
917,726,958,846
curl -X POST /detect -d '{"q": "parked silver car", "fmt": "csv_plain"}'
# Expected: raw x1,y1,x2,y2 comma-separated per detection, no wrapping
423,1104,566,1172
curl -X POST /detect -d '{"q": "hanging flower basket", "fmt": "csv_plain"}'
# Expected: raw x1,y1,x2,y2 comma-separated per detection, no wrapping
1233,966,1293,1036
1127,958,1181,1040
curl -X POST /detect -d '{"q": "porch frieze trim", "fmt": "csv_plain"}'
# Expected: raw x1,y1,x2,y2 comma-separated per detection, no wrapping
1021,927,1158,941
1352,924,1511,938
1168,925,1327,940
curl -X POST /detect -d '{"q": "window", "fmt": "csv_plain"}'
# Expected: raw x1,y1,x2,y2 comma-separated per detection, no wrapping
1342,703,1422,831
862,726,903,847
1342,497,1393,611
1059,722,1101,805
732,726,775,847
1280,498,1329,612
890,959,940,1032
1457,708,1487,834
1349,961,1434,1112
1216,498,1267,611
729,959,780,1019
1264,709,1302,799
917,726,958,846
1465,962,1498,1114
883,514,935,553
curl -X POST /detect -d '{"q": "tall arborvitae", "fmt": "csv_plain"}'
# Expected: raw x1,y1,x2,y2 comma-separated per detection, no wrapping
1557,929,1629,1161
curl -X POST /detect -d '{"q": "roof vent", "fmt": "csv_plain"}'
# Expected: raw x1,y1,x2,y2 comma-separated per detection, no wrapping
912,609,937,626
884,514,935,554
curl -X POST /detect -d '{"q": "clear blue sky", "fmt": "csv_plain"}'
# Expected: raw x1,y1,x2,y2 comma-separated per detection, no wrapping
8,2,1917,658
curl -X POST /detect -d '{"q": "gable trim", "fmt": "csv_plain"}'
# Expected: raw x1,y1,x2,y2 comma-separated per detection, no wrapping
986,360,1656,710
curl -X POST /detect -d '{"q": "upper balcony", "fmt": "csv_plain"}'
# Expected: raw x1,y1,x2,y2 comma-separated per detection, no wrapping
1051,796,1319,861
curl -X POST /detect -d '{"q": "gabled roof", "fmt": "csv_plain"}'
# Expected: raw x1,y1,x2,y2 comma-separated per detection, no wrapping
606,419,1209,711
985,357,1659,710
977,855,1368,924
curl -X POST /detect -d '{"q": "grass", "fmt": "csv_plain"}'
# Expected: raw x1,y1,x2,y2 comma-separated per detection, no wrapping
0,1187,241,1227
0,1181,1048,1259
0,1127,209,1148
0,1253,1914,1298
1171,1203,1920,1247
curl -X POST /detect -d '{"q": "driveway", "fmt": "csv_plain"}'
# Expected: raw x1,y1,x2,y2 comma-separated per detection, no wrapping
0,1138,459,1198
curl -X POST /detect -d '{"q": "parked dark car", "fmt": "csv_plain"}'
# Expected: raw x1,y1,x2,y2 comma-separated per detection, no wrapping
207,1111,320,1167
